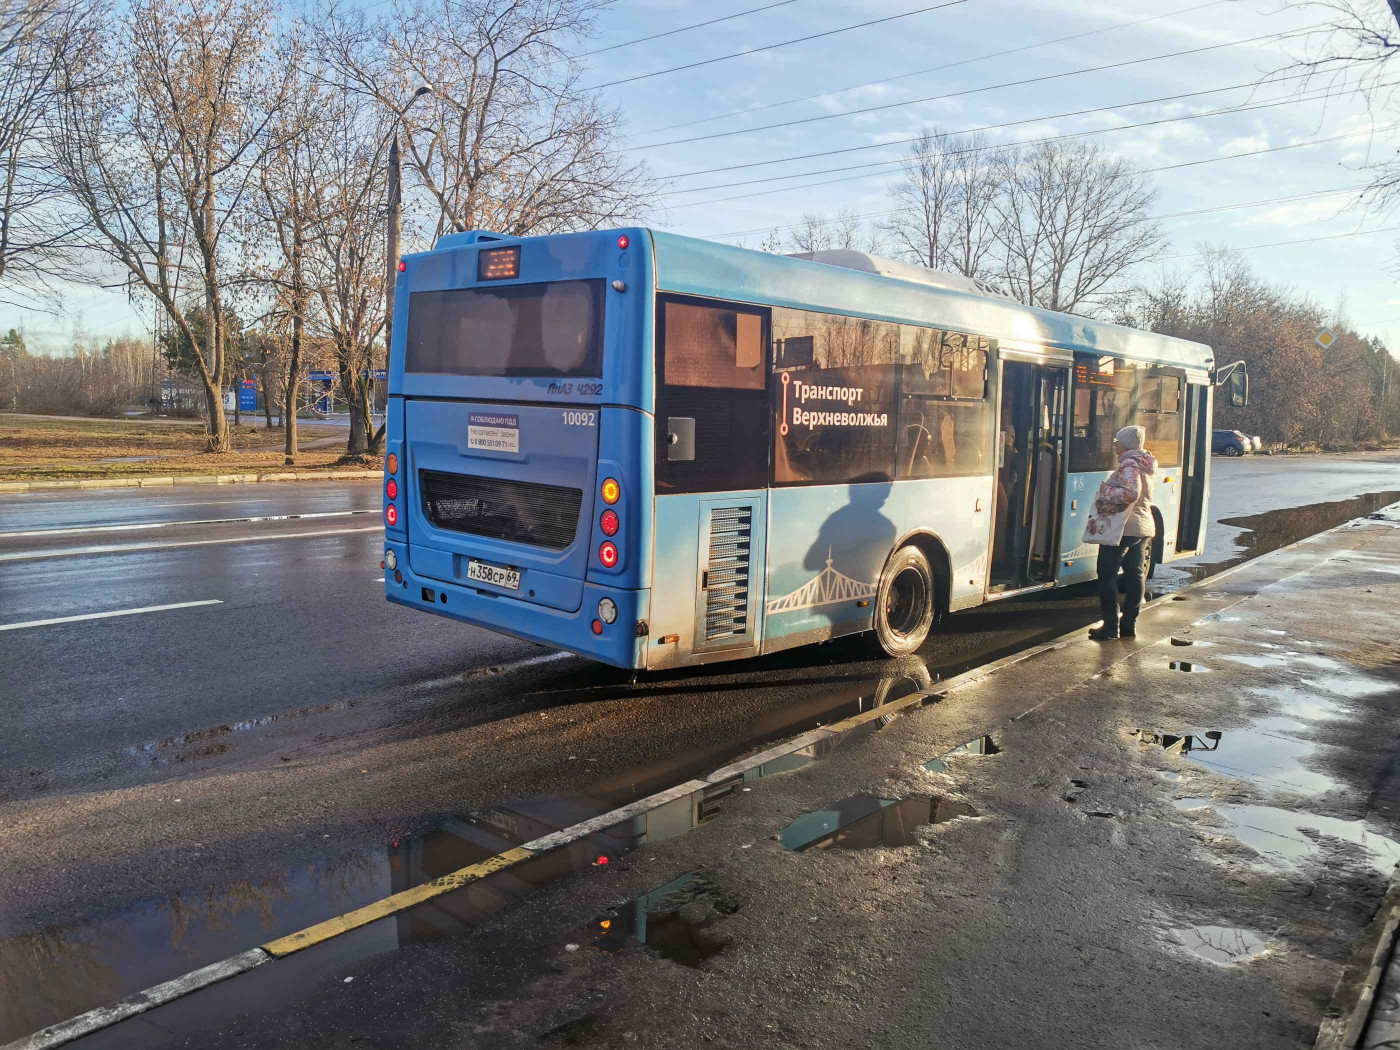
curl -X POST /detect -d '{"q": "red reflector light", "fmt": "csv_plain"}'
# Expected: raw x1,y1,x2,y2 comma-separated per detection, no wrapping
386,505,398,527
386,452,398,474
600,509,619,536
386,479,398,500
592,619,603,635
397,260,406,273
594,854,609,866
617,234,630,250
598,541,618,568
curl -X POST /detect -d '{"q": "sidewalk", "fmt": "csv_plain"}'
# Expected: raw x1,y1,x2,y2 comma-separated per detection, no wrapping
36,504,1400,1050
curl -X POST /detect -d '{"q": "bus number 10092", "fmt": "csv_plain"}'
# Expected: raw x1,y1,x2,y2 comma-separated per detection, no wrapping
562,411,597,427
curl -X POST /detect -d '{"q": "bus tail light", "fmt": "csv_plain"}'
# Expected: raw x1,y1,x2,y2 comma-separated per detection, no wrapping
591,619,603,635
598,541,618,568
386,478,398,500
600,509,618,536
386,505,398,527
617,234,630,250
600,477,620,504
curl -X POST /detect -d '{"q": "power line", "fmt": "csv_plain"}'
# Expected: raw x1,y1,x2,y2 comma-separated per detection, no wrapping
703,184,1370,242
628,22,1328,149
574,0,802,60
582,0,969,91
664,115,1397,211
1159,224,1400,260
663,72,1359,196
635,0,1236,137
666,66,1326,181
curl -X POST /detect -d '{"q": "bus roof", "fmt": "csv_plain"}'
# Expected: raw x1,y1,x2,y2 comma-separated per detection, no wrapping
649,230,1214,373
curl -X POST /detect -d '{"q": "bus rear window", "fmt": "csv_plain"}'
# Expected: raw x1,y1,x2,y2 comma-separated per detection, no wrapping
405,280,603,377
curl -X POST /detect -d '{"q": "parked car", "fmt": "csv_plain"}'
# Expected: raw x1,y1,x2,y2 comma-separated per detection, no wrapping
1212,429,1251,456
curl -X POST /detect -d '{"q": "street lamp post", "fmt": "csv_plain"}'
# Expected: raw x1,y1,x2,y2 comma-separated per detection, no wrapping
385,85,433,373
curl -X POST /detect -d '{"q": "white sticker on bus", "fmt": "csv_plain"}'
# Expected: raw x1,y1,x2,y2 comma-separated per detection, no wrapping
468,412,520,453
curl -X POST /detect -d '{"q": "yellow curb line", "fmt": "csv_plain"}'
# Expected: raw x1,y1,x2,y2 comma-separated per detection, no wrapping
261,847,536,957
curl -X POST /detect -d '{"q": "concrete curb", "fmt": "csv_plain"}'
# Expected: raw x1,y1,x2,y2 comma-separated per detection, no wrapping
0,471,382,497
1344,904,1400,1048
7,505,1395,1050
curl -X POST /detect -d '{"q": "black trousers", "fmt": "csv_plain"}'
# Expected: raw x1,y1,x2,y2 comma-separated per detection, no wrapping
1097,536,1148,631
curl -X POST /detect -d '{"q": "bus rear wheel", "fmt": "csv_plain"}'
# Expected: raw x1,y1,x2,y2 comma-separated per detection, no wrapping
873,545,935,657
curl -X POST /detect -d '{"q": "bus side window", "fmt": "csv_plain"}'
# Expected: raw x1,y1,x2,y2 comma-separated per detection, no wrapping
771,308,899,485
656,297,769,494
895,327,992,480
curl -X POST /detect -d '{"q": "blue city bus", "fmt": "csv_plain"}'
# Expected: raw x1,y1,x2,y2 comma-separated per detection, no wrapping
382,229,1244,670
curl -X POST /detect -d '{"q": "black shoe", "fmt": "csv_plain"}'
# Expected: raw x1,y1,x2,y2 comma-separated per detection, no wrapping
1088,625,1119,641
1120,621,1136,638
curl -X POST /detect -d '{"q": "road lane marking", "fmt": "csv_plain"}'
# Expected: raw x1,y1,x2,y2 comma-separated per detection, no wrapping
413,650,573,691
1,508,375,538
0,525,382,563
0,600,223,632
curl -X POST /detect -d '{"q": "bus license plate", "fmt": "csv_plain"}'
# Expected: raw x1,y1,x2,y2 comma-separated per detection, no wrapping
467,560,520,590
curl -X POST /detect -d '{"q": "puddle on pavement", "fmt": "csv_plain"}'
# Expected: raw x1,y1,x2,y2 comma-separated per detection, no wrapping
1174,798,1400,874
780,794,978,852
923,733,1000,772
1169,661,1209,672
589,870,736,967
4,661,943,1047
1216,652,1344,672
1170,925,1269,965
1181,490,1400,581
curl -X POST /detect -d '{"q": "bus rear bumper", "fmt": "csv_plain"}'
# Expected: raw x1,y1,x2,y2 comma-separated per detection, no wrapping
386,562,646,670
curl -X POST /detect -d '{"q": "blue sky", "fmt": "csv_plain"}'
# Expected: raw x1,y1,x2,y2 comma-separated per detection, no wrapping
13,0,1400,353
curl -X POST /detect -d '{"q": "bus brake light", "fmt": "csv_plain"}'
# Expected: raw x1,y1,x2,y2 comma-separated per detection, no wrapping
598,541,618,568
386,479,398,500
386,505,398,527
600,509,619,536
617,234,629,250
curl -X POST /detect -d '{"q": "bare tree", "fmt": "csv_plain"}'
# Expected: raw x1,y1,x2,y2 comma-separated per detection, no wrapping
882,128,1003,280
311,0,653,242
779,208,881,254
302,86,390,458
990,141,1165,315
1271,1,1398,211
256,66,327,464
52,0,295,451
0,0,94,309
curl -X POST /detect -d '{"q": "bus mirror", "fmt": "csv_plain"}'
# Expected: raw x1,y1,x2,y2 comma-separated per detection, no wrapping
667,417,696,461
1227,368,1248,408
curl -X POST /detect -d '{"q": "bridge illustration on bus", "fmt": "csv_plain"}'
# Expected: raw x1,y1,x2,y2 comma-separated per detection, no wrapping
379,228,1248,671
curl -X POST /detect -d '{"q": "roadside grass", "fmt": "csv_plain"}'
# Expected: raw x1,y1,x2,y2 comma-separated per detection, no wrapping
0,413,351,480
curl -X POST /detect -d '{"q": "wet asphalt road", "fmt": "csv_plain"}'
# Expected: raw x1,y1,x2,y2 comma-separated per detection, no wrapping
0,451,1398,1043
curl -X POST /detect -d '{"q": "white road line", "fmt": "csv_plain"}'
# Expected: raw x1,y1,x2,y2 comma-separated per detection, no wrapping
0,600,223,632
374,576,385,582
0,525,383,563
2,509,374,538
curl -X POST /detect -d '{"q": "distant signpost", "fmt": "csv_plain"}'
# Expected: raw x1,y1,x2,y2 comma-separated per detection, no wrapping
1316,329,1336,349
239,379,256,412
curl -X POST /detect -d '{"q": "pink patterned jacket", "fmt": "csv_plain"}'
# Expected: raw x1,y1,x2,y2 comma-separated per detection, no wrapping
1082,448,1157,545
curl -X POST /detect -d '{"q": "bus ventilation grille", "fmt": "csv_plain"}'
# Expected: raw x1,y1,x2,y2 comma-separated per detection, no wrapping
704,506,752,642
419,470,582,551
